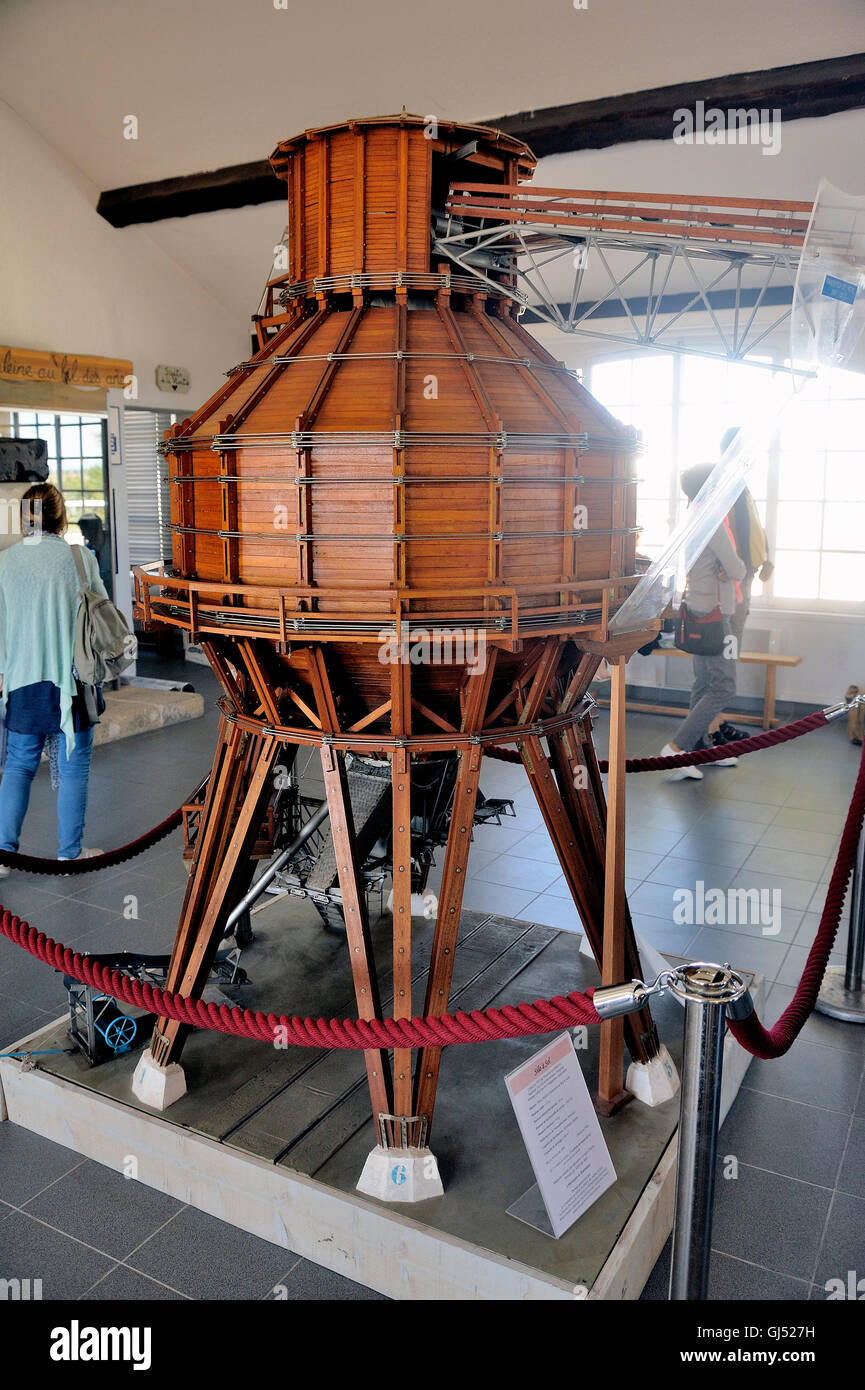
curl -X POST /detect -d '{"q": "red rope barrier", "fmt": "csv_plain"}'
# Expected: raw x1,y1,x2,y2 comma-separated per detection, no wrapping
483,707,830,772
0,909,602,1048
0,706,853,1059
0,711,830,878
0,777,207,876
727,737,865,1058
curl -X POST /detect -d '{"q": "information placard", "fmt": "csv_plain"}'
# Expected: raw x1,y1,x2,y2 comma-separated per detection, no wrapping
505,1032,616,1238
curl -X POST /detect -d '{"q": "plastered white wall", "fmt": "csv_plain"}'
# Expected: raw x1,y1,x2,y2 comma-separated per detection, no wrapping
0,100,248,413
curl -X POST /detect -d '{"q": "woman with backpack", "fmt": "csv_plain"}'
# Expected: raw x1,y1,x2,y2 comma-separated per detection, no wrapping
0,483,106,871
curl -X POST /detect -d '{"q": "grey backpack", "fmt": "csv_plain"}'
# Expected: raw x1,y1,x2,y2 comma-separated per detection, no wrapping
72,544,137,684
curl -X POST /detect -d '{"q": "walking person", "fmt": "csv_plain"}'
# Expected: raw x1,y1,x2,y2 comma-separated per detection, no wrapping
660,466,747,781
0,483,105,873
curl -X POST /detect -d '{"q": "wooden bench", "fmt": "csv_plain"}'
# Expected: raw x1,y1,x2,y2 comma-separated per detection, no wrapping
597,648,802,729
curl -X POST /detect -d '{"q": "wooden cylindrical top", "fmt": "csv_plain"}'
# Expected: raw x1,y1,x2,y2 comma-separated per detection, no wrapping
268,113,536,289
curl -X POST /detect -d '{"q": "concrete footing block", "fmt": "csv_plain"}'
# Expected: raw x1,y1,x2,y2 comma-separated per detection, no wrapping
356,1145,444,1202
132,1049,187,1110
626,1045,680,1107
385,890,438,919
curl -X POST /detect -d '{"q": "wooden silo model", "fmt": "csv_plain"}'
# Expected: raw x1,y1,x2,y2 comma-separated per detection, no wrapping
134,114,661,1176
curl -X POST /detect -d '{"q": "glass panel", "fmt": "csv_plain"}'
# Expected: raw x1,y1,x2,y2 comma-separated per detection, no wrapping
822,503,865,551
58,426,82,459
777,452,825,502
827,368,865,400
629,354,673,404
631,404,673,489
678,403,729,466
776,500,820,550
79,502,107,523
827,400,865,452
680,355,726,405
725,359,775,402
773,550,820,598
825,455,865,502
82,461,105,491
37,425,57,458
591,359,632,405
779,400,830,453
820,552,865,601
80,422,103,454
636,499,672,550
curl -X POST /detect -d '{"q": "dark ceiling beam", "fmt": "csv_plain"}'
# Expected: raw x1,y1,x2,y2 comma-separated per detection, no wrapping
97,159,280,227
97,52,865,227
488,50,865,158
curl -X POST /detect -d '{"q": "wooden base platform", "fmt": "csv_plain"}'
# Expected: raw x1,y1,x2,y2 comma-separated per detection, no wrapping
0,902,761,1300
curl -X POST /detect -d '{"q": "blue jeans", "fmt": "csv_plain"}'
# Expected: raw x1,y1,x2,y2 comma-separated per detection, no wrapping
0,728,95,859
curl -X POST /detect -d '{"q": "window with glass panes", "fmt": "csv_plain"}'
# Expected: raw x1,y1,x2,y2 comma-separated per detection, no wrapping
7,410,109,537
2,409,113,597
589,354,865,610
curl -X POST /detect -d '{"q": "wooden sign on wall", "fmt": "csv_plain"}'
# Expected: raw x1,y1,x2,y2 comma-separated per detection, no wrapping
0,346,133,391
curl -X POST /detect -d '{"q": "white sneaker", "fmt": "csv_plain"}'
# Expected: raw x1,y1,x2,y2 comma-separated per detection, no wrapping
695,736,737,768
57,848,104,874
660,742,703,781
0,863,10,879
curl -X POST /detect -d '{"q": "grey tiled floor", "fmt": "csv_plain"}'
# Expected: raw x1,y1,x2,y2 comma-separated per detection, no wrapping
0,656,863,1299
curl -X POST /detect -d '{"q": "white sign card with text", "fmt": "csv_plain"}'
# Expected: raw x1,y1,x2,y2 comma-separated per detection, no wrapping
505,1032,616,1238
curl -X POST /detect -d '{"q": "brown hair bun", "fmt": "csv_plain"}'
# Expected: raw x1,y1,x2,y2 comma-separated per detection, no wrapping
21,482,67,536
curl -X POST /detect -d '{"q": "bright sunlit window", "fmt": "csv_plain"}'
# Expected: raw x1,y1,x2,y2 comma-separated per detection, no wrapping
590,353,865,610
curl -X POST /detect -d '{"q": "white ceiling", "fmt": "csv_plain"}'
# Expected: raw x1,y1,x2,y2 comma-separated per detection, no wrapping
2,0,865,188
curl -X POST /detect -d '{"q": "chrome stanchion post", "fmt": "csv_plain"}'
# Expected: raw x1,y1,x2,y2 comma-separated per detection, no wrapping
815,819,865,1024
667,964,748,1302
594,962,749,1299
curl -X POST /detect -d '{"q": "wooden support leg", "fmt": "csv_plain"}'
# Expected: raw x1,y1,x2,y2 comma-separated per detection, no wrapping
413,743,483,1134
150,726,280,1068
597,657,631,1114
414,648,497,1136
391,748,416,1142
550,722,659,1062
520,733,605,959
763,663,776,730
320,745,392,1131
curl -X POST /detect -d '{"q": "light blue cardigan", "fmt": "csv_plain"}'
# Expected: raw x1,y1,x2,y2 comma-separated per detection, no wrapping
0,535,107,752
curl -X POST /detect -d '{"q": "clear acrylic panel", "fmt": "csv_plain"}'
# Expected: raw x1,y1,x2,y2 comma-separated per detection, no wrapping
791,179,865,373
